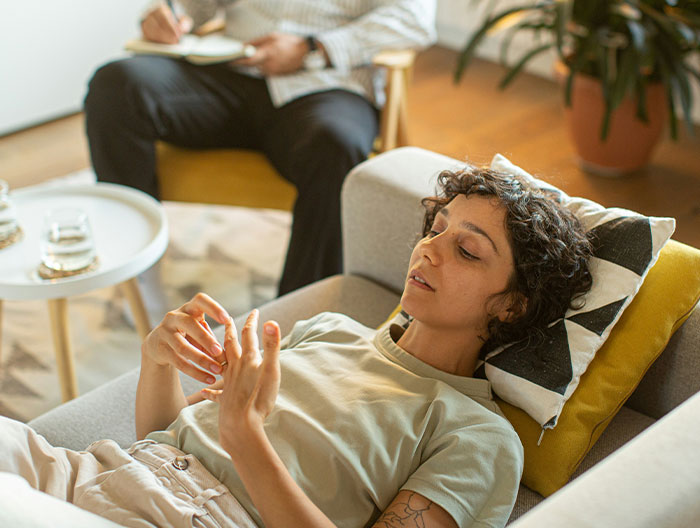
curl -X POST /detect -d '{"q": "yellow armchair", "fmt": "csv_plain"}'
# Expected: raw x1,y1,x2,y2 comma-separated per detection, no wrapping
155,49,415,211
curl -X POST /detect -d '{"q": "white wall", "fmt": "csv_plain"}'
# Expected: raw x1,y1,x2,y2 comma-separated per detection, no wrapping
1,0,147,135
435,0,700,124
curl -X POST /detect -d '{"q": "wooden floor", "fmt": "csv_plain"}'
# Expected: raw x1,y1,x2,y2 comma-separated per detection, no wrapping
2,45,699,247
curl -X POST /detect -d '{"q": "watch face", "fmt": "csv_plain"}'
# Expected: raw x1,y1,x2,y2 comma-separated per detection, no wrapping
304,50,326,71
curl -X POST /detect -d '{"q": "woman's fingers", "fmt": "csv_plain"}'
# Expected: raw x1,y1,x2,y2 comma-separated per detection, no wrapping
167,311,223,360
262,321,281,368
167,332,220,383
199,388,223,403
181,293,231,326
223,319,241,364
240,310,261,363
255,321,281,412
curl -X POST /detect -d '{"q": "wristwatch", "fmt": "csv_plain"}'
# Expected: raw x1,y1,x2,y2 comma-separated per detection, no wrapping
303,36,327,71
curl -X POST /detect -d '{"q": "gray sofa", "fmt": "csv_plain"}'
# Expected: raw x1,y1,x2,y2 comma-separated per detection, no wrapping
29,147,700,526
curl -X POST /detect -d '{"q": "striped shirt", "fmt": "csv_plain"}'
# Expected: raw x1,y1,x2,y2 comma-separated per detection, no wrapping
176,0,436,107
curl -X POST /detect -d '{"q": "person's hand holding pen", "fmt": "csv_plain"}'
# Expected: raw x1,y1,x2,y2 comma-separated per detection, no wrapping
141,0,193,44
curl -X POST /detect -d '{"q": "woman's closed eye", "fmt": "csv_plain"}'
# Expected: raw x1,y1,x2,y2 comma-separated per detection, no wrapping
459,246,479,260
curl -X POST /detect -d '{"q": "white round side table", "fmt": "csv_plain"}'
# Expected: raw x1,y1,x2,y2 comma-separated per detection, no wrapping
0,182,168,402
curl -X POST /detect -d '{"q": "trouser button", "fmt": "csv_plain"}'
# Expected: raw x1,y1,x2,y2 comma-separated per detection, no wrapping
172,456,189,470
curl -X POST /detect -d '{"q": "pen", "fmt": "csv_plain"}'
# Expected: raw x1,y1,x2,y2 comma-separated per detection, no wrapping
165,0,176,17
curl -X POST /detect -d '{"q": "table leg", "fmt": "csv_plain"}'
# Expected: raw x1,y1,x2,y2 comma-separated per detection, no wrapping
119,277,152,340
47,298,78,402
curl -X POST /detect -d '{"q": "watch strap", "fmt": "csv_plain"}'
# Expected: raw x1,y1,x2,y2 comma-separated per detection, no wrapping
306,35,317,52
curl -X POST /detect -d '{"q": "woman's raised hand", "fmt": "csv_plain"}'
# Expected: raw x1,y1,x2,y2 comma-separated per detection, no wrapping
200,310,281,452
142,293,231,385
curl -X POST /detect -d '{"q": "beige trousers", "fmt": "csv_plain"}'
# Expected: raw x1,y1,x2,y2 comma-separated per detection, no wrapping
0,416,257,528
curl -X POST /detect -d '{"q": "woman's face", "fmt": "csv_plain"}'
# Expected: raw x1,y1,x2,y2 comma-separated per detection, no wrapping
401,194,517,336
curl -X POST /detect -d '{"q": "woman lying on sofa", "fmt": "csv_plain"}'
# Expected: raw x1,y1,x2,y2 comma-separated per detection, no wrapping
0,166,592,528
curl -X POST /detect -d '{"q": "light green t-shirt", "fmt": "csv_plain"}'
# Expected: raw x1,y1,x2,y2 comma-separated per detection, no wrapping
147,312,524,527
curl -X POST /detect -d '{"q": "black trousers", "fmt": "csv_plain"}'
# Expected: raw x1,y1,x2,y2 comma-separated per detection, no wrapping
84,56,378,295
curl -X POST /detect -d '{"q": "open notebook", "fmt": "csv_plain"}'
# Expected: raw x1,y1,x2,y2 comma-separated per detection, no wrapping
125,34,256,65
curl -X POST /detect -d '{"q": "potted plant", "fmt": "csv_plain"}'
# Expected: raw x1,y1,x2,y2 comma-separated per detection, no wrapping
455,0,700,175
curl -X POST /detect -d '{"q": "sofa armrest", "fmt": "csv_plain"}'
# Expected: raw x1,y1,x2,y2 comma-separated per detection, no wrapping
341,146,465,293
510,390,700,528
627,304,700,419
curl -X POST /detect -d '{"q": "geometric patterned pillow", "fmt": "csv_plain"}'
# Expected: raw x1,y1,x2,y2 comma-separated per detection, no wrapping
483,154,676,431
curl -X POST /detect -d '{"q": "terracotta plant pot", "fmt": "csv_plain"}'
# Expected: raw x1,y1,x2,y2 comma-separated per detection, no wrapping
555,62,667,176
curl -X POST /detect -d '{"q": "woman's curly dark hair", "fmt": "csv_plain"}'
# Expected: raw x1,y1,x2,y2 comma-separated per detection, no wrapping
421,166,593,354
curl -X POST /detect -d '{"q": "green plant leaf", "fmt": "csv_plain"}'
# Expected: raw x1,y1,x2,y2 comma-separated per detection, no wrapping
598,46,613,140
667,85,679,140
625,19,647,52
611,49,639,109
670,62,695,133
564,33,597,107
665,6,700,32
499,43,554,88
500,21,553,65
684,63,700,84
554,0,567,56
658,60,679,139
455,5,538,83
635,77,650,123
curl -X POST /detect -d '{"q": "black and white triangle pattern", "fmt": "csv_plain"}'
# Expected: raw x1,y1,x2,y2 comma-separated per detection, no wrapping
479,154,676,428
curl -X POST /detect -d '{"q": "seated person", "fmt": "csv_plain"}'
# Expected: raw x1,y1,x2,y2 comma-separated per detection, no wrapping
84,0,437,295
0,166,592,527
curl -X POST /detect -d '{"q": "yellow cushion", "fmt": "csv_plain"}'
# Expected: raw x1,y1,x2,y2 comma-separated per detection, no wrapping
379,240,700,496
511,239,700,496
156,142,297,211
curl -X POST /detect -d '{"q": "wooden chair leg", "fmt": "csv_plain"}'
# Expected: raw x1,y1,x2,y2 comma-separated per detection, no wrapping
47,298,78,402
373,49,416,153
397,67,411,147
119,277,152,340
379,67,404,153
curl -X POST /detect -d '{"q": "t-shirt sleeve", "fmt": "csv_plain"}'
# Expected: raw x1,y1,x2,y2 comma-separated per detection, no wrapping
401,422,524,527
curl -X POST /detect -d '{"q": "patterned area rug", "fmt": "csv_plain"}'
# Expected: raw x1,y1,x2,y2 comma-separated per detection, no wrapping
0,171,291,422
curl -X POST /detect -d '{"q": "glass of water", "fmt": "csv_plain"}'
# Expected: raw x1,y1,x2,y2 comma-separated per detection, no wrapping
0,179,19,241
41,208,97,272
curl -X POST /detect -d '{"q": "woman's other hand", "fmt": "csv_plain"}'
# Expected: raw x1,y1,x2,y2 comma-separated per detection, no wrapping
200,310,281,453
141,4,193,44
142,292,230,385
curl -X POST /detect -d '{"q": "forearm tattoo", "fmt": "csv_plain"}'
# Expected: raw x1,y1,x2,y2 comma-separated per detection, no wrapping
376,492,435,528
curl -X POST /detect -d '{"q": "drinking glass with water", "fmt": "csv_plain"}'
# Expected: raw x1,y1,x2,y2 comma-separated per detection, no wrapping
41,208,97,272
